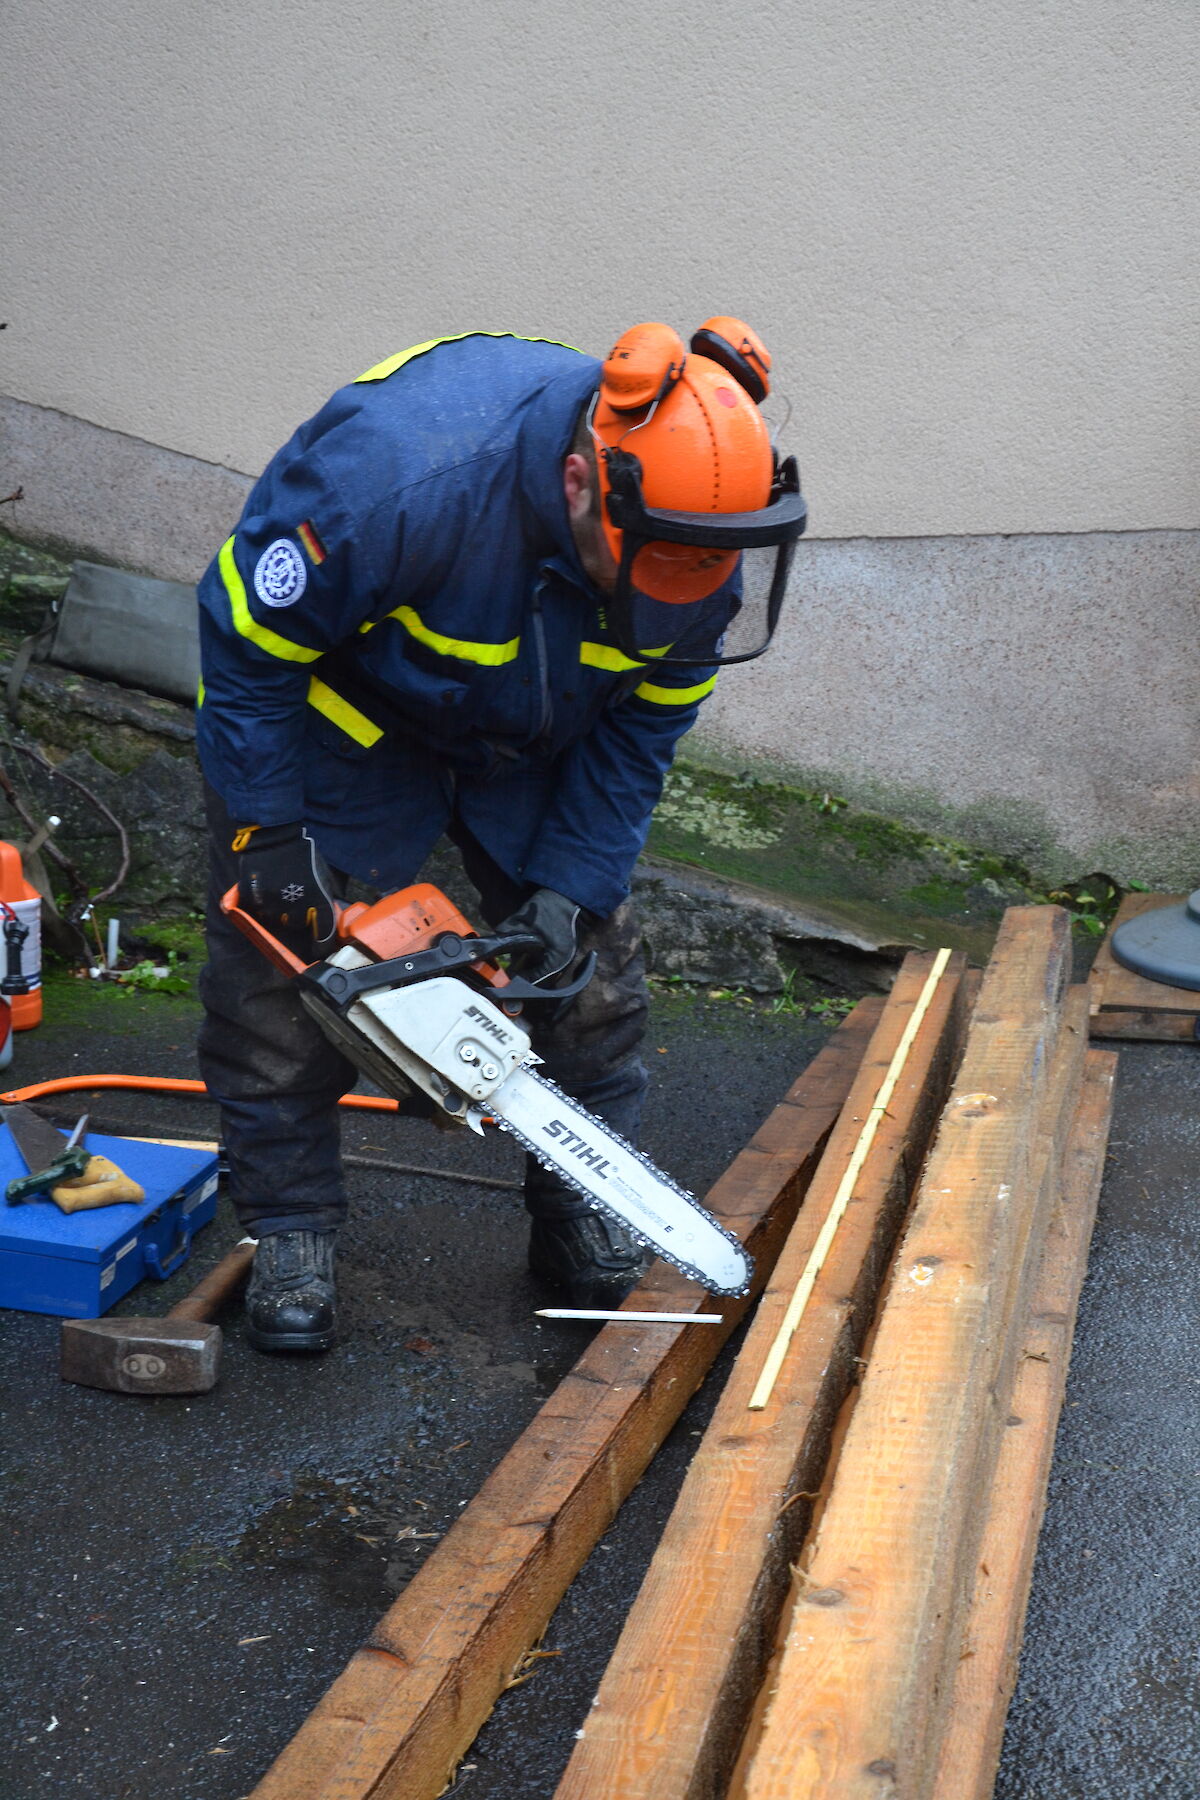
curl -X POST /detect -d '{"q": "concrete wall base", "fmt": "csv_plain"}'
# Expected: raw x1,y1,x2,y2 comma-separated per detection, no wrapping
0,394,251,584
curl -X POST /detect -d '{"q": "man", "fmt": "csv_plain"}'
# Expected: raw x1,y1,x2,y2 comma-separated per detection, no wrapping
196,319,805,1352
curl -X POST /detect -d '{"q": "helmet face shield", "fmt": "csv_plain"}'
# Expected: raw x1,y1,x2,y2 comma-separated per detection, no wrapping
603,449,806,668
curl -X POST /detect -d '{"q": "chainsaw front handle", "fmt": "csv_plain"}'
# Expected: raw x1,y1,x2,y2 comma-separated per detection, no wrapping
220,883,320,977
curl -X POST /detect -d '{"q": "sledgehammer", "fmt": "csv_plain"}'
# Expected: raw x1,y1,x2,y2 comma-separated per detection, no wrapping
60,1238,256,1394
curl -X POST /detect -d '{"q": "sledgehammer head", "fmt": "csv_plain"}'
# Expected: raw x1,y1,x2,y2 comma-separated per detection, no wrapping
60,1316,223,1394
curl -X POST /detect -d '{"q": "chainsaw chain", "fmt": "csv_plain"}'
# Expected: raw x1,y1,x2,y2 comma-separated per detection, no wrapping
490,1067,752,1297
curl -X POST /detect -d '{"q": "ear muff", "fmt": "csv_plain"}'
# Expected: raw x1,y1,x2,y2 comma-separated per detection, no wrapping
689,316,771,405
600,322,687,412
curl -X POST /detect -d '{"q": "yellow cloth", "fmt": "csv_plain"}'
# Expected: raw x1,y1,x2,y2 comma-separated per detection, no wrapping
50,1154,145,1213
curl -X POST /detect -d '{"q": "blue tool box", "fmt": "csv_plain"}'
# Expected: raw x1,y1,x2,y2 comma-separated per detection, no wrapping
0,1126,220,1318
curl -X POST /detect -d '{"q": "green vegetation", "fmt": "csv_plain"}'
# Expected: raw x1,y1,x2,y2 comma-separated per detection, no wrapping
648,761,1124,960
113,950,191,994
133,914,206,965
41,908,207,1023
649,967,858,1023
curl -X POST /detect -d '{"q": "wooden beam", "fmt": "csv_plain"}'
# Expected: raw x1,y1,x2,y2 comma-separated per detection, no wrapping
553,950,967,1800
928,1047,1116,1800
739,906,1079,1800
728,1029,1110,1800
749,949,955,1411
248,998,883,1800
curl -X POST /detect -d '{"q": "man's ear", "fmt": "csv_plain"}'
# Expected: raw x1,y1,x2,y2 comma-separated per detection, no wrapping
563,451,594,524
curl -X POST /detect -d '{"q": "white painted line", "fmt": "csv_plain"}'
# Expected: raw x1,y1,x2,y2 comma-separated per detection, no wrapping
535,1309,723,1324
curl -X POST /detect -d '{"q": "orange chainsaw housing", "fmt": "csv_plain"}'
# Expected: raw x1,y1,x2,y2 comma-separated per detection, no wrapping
220,882,510,992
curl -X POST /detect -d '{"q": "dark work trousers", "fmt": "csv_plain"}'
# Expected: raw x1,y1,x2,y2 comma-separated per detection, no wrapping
197,784,650,1237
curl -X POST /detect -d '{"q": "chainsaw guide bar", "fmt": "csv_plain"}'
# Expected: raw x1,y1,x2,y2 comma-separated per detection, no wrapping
480,1067,751,1296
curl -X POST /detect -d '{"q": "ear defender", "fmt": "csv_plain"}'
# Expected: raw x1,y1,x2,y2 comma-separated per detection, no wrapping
600,322,688,412
689,316,772,404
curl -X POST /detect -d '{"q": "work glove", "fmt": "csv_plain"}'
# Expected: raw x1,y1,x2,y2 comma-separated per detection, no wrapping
233,823,338,949
495,887,582,985
51,1154,145,1212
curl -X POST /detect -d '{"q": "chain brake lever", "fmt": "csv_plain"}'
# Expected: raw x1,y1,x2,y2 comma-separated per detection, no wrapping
297,931,596,1017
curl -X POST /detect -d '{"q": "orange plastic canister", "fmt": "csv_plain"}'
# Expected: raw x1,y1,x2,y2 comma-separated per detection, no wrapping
0,841,43,1029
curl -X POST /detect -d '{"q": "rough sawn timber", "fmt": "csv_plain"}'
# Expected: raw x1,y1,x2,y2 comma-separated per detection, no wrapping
739,904,1078,1800
248,998,883,1800
928,1046,1117,1800
554,950,968,1800
1088,892,1200,1041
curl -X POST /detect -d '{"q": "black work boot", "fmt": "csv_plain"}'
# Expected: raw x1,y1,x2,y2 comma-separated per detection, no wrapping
528,1209,647,1308
245,1229,337,1353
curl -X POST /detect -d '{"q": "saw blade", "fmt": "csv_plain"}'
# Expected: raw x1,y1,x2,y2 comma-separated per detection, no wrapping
484,1065,751,1296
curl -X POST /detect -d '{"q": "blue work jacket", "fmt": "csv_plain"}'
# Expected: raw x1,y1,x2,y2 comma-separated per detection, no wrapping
196,332,722,917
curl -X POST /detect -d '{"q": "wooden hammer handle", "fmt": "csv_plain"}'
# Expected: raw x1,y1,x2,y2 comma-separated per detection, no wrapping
168,1239,256,1323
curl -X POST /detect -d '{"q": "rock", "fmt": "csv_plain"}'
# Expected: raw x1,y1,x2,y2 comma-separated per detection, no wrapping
633,861,905,994
7,573,69,602
0,744,206,911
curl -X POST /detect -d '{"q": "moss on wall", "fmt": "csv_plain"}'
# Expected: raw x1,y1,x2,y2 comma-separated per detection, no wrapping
648,759,1113,960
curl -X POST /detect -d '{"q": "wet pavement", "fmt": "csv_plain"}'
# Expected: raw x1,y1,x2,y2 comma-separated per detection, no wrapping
1,982,1199,1798
995,1038,1200,1800
0,980,830,1800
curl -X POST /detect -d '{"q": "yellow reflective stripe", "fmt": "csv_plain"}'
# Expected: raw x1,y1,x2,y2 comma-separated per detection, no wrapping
306,677,384,747
218,538,323,665
580,642,673,673
389,604,520,667
580,642,645,674
356,331,581,384
634,674,719,706
196,677,205,708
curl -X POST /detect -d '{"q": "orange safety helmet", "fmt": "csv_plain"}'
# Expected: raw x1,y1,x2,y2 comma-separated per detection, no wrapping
587,317,807,664
592,319,775,604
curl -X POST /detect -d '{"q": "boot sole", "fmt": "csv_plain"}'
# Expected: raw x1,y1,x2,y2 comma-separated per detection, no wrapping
244,1323,337,1354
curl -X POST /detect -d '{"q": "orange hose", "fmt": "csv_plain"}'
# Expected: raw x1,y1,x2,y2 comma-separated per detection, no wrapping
0,1074,401,1113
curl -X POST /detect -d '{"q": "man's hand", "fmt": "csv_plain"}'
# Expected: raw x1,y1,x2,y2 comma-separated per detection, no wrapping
233,823,338,948
495,888,582,984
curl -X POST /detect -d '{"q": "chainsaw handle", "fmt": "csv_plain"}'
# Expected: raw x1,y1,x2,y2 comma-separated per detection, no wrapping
492,952,599,1003
219,883,595,1008
220,884,323,977
297,932,597,1018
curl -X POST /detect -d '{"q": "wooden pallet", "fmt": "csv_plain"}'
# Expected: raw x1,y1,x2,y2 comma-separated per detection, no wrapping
1089,892,1200,1041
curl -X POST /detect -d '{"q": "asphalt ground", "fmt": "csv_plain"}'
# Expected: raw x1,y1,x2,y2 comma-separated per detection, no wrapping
1,976,1198,1799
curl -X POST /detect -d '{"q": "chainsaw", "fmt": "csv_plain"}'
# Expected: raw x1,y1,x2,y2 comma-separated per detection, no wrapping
222,882,752,1296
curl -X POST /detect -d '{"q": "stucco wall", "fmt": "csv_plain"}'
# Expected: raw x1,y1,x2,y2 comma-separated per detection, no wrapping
2,0,1197,538
3,0,1198,880
697,528,1200,885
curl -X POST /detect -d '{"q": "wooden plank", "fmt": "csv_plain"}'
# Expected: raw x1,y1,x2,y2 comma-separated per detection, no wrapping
739,906,1079,1800
748,950,956,1412
553,950,968,1800
248,998,884,1800
727,977,990,1800
727,1036,1112,1800
1089,893,1200,1039
1088,1007,1197,1042
928,1047,1115,1800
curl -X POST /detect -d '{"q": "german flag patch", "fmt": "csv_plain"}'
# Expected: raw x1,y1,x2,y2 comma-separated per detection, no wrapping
297,520,327,565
